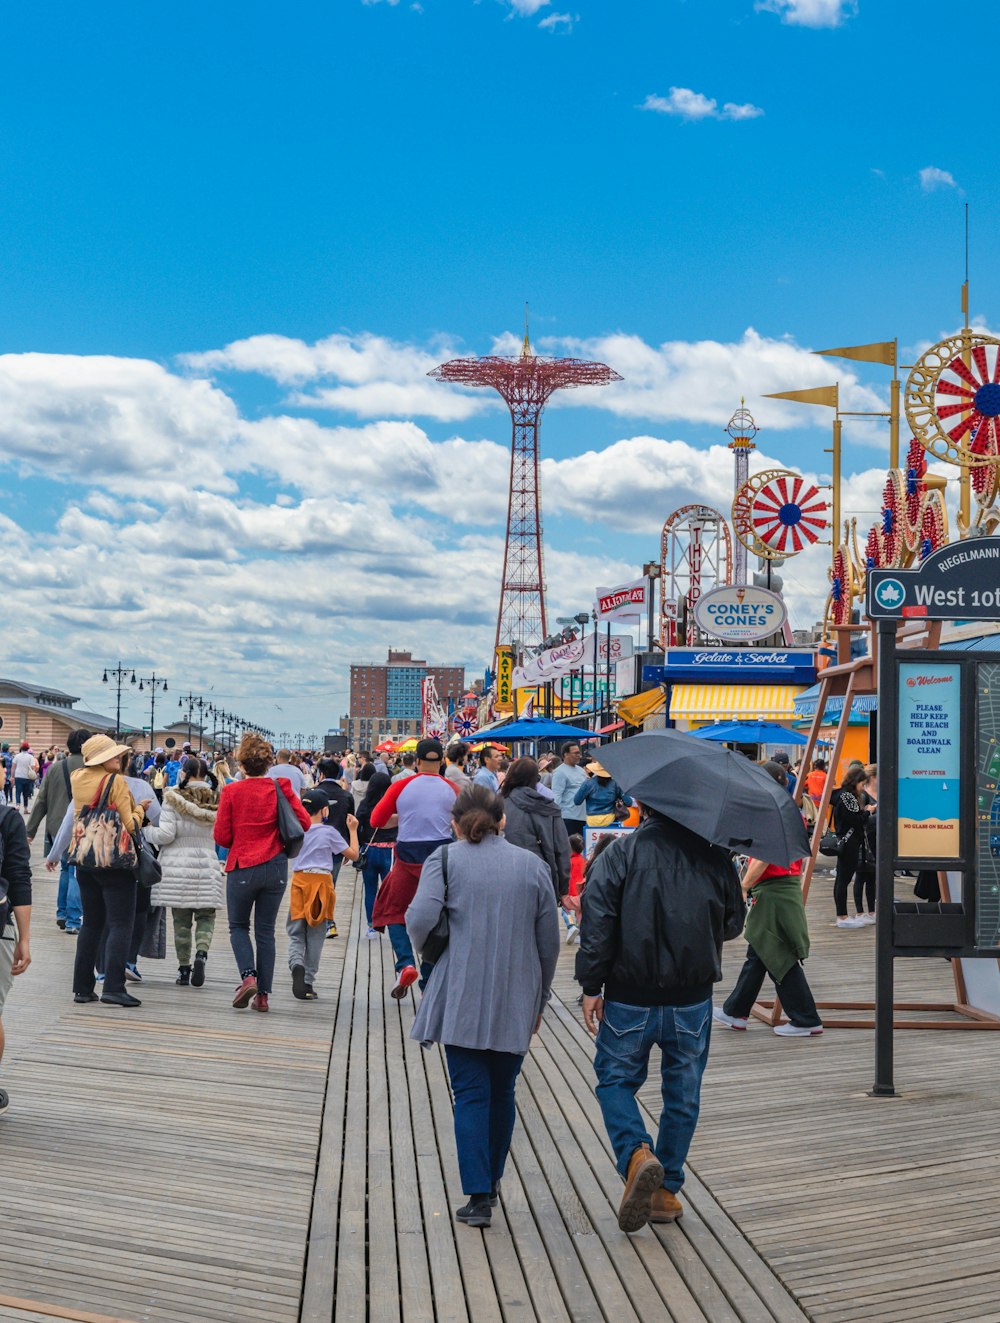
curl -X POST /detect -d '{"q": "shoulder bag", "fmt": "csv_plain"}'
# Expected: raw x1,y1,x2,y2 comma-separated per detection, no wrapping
68,773,138,871
420,843,450,967
274,780,306,858
818,830,843,857
131,824,162,888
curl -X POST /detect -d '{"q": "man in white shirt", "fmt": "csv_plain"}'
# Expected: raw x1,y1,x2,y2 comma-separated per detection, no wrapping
266,748,306,797
551,741,588,836
11,745,38,812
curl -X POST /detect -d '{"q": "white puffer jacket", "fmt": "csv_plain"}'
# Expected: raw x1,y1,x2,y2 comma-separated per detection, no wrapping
145,782,224,909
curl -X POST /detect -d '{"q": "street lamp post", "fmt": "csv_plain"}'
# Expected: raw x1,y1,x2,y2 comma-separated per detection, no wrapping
177,692,199,747
102,663,137,737
137,673,168,750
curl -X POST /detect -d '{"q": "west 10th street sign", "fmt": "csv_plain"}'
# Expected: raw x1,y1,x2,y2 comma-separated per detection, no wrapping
867,538,1000,620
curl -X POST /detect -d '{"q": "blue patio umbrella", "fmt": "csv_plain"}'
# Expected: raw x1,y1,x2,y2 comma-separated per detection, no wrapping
479,717,607,743
690,721,809,746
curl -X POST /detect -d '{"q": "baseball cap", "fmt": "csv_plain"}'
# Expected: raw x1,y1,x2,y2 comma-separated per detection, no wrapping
772,751,790,766
416,737,444,763
300,789,330,814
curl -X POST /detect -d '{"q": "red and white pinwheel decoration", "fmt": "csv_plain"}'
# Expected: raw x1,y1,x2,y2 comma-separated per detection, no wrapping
750,472,828,555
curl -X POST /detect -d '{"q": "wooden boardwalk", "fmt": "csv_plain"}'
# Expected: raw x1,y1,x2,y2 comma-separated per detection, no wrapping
5,839,1000,1321
302,886,807,1323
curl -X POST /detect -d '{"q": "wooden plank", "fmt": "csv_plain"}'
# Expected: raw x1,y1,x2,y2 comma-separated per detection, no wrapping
422,1037,538,1323
300,874,361,1323
334,885,371,1313
382,932,436,1323
366,905,402,1323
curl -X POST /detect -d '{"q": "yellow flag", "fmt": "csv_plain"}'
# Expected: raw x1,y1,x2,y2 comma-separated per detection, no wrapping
815,341,896,367
763,384,839,409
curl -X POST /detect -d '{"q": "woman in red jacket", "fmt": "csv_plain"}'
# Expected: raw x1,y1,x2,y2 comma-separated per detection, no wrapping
214,733,311,1011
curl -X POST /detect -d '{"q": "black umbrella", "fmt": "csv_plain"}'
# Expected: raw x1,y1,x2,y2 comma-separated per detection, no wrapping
599,730,809,867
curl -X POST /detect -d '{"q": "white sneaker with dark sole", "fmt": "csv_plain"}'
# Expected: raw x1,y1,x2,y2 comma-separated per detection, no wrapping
713,1007,749,1031
774,1023,824,1036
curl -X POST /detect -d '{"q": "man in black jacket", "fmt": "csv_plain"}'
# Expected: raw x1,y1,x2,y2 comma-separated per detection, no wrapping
576,806,744,1233
0,761,33,1116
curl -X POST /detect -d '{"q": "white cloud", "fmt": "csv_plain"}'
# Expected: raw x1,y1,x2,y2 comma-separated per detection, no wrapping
0,352,240,494
181,330,484,422
919,166,959,193
641,88,764,122
756,0,857,27
538,11,576,31
505,0,550,14
535,328,884,429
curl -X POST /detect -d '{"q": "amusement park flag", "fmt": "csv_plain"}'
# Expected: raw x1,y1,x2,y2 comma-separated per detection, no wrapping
815,340,897,367
595,577,648,622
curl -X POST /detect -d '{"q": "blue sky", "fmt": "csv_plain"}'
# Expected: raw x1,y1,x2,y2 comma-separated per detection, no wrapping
0,0,994,733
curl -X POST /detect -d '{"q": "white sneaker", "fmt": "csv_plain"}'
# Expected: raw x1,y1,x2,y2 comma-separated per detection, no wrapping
835,917,866,929
857,914,877,926
565,925,579,943
366,927,380,940
774,1023,824,1037
712,1007,749,1031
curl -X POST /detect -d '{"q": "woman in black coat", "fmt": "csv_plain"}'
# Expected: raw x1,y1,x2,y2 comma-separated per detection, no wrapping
830,765,874,929
500,757,571,902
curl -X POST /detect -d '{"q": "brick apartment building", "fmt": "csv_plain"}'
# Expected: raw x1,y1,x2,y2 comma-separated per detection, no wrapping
341,650,466,750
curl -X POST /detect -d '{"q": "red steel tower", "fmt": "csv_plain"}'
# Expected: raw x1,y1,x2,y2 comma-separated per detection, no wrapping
430,325,620,657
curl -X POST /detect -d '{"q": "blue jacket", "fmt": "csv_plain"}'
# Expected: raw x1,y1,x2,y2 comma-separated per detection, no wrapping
573,776,632,816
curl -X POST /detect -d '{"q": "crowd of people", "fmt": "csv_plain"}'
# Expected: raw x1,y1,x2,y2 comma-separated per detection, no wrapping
1,725,875,1235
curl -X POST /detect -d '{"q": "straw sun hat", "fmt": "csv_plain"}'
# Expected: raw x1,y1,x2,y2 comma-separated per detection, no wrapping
82,733,132,767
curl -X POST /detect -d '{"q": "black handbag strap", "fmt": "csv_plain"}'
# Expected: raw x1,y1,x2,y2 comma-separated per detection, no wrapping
440,843,449,901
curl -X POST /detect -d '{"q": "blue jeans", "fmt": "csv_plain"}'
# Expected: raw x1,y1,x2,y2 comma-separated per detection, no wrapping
362,846,393,925
445,1045,524,1196
226,854,288,995
593,997,712,1193
57,852,83,929
387,923,415,973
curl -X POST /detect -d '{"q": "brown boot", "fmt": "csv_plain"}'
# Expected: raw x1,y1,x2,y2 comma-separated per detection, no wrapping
617,1144,664,1233
649,1188,683,1223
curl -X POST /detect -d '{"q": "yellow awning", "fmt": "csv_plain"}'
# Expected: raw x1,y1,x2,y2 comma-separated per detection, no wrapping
617,687,667,727
669,684,805,723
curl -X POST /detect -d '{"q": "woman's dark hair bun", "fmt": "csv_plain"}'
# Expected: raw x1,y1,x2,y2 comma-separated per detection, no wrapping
452,784,503,844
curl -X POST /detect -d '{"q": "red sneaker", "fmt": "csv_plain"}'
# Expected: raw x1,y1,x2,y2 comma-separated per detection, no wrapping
233,974,258,1008
252,993,269,1012
391,966,419,1000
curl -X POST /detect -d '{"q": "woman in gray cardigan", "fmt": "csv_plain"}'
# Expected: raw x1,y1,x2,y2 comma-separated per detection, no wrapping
406,785,560,1230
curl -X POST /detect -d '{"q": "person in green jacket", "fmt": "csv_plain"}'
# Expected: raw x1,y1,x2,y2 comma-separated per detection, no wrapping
712,761,823,1038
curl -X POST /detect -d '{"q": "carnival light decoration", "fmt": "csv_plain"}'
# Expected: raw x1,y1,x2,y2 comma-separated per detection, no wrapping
906,332,1000,468
862,439,949,571
750,472,828,555
732,467,829,560
828,543,855,629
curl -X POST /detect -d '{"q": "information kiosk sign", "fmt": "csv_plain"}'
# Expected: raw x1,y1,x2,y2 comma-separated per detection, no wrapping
896,661,962,860
865,535,1000,1096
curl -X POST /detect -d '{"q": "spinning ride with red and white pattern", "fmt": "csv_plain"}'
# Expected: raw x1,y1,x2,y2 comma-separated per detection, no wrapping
750,472,828,555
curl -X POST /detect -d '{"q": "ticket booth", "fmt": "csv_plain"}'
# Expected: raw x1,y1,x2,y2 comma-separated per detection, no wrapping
869,539,1000,1095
